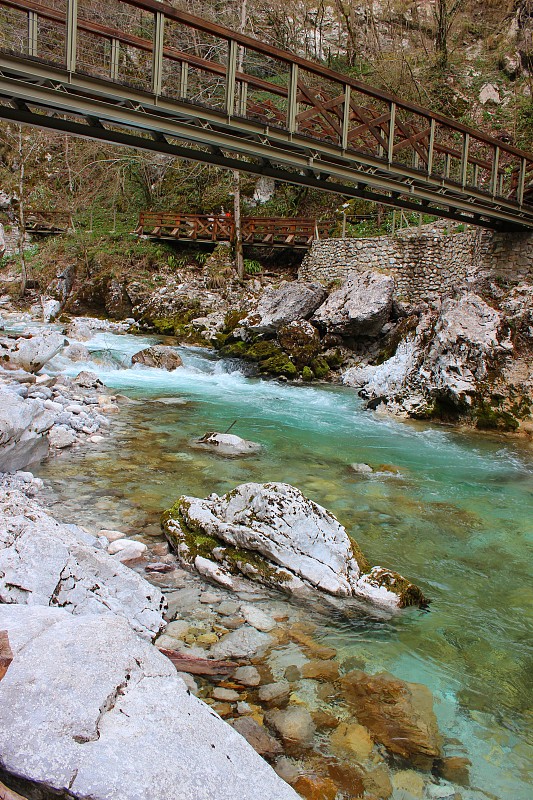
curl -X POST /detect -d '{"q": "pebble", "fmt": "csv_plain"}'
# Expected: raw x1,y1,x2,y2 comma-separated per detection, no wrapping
330,722,374,761
165,620,190,639
264,707,316,749
200,591,221,604
273,756,300,785
392,770,425,798
231,717,283,758
196,632,218,645
218,600,240,616
88,434,105,443
175,672,199,695
212,687,240,702
258,681,291,705
236,701,253,715
107,539,147,556
241,604,276,632
233,666,261,687
223,616,246,630
65,404,84,414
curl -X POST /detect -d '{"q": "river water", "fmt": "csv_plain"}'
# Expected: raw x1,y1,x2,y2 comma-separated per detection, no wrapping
35,330,533,799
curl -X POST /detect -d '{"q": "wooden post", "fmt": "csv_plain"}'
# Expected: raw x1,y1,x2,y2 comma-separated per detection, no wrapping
110,38,120,81
392,209,396,236
28,10,38,57
152,12,165,97
287,63,298,134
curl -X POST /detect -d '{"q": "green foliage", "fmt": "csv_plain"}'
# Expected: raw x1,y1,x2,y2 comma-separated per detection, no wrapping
244,258,261,275
195,251,210,266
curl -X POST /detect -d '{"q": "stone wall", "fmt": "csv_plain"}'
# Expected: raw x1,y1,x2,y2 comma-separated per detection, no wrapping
299,224,533,303
0,223,32,257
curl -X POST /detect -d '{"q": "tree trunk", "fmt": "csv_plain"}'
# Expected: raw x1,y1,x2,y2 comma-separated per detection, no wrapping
17,127,30,297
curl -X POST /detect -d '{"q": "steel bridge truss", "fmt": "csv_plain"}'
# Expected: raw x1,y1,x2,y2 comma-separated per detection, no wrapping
0,0,532,230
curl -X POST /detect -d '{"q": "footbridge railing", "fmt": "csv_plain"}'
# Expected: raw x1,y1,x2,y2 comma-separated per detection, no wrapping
135,212,331,247
0,0,532,230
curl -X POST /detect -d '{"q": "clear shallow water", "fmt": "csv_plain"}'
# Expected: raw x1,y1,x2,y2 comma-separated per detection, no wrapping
37,331,533,799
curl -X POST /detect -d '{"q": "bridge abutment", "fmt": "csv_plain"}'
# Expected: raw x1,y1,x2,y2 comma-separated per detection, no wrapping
299,226,533,304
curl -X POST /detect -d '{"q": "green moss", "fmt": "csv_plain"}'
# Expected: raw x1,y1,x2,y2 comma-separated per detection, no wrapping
324,349,344,370
310,357,329,379
302,366,314,381
349,540,371,574
161,499,294,589
475,403,519,432
259,354,297,377
224,309,247,333
246,340,282,361
369,568,430,610
221,340,248,358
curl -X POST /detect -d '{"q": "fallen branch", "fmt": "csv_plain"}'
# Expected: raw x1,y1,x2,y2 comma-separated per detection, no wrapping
159,648,235,677
0,631,13,682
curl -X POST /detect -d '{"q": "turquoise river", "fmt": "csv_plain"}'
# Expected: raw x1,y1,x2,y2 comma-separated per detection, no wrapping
33,330,533,800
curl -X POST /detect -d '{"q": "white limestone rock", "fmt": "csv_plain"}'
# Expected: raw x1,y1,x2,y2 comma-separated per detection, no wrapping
192,432,262,457
163,482,428,609
312,270,394,338
0,605,299,800
7,331,67,373
243,281,326,335
48,424,78,449
0,386,55,471
0,489,165,639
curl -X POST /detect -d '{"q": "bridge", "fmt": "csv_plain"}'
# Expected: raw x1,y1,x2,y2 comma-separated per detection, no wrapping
135,212,337,248
0,0,532,232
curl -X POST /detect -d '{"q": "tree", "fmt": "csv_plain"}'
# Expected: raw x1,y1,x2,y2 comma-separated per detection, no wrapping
433,0,462,70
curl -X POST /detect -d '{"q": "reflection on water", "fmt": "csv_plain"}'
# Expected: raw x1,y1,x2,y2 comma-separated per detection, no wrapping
36,331,533,799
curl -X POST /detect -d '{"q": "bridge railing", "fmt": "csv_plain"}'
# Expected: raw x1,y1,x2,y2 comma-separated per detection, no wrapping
136,212,331,246
0,0,532,211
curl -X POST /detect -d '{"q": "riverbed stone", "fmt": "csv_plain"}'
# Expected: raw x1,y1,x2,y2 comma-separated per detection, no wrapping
330,721,374,761
47,424,78,449
163,482,428,609
0,605,299,800
341,670,441,769
258,680,291,705
241,604,276,631
131,345,183,370
234,665,261,686
0,386,55,472
210,625,272,659
231,717,283,759
264,707,316,750
213,687,240,702
0,489,165,640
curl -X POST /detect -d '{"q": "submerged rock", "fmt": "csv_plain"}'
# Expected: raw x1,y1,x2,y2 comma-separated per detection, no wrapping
131,345,183,370
341,670,441,769
0,605,299,800
162,482,428,609
0,386,55,472
191,432,262,457
312,271,394,338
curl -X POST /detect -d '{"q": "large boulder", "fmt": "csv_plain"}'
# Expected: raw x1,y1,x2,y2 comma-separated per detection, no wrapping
0,605,299,800
0,387,55,472
163,482,428,609
312,271,394,338
131,345,183,370
0,489,165,640
341,670,441,770
243,281,326,335
6,331,67,372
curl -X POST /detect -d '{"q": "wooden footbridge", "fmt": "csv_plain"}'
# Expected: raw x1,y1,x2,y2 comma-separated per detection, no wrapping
135,212,332,248
0,0,532,230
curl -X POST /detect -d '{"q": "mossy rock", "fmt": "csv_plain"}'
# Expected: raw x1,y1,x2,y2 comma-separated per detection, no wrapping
310,357,330,379
221,340,249,358
302,366,314,382
324,348,345,370
246,340,282,361
259,353,297,377
224,309,247,333
475,403,519,432
161,501,294,589
277,321,321,367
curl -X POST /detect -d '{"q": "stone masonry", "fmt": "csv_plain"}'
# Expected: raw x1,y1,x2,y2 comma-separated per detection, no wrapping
299,224,533,303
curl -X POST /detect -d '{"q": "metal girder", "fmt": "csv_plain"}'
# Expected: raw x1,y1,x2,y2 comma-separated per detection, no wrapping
0,56,531,230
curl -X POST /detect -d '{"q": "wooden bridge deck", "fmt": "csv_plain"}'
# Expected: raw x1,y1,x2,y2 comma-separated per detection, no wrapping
135,213,333,248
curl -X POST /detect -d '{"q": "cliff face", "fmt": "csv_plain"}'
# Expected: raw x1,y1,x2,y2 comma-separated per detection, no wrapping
343,282,533,434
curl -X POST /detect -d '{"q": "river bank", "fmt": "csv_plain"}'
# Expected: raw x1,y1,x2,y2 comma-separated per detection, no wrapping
1,307,532,800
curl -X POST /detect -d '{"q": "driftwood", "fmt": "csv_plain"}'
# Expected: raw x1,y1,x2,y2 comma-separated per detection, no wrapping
0,631,13,682
0,781,29,800
159,647,235,677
